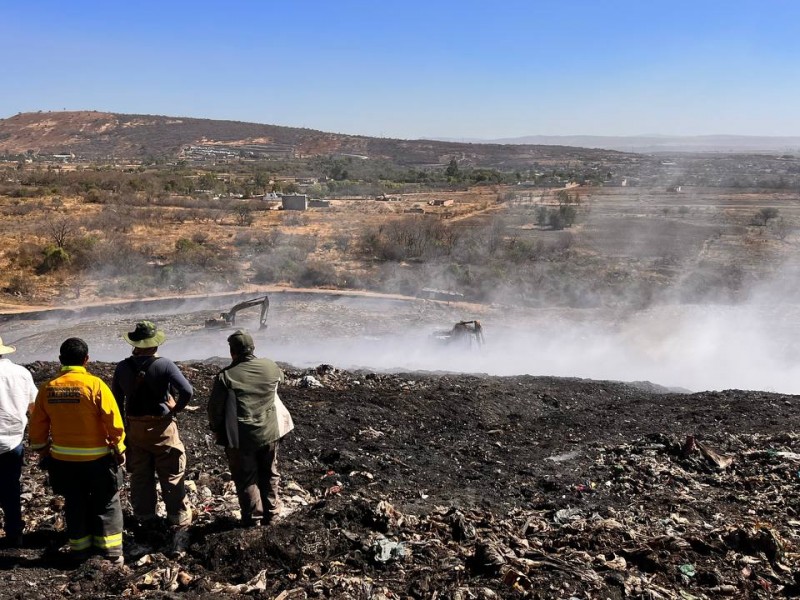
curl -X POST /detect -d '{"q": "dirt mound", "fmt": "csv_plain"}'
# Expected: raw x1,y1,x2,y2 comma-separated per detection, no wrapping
1,361,799,598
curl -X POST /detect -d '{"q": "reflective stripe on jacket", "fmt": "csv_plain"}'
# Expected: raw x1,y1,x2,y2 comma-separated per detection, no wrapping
29,366,126,461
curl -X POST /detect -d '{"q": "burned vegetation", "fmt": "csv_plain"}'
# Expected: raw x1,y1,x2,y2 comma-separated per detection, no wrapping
1,360,799,599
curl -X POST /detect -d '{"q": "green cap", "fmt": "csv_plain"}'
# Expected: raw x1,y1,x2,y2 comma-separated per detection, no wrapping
227,329,255,354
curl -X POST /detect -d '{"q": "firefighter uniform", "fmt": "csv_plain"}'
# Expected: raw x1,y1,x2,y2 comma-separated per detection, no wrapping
29,365,126,558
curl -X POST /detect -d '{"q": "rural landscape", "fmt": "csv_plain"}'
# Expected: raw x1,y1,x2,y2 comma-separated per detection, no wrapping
2,110,800,599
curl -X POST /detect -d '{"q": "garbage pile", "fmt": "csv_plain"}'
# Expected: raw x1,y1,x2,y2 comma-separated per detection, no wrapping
2,361,800,599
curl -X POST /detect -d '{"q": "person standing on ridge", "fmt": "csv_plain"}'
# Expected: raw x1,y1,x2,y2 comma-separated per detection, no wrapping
29,338,126,565
111,321,193,552
0,335,38,548
208,329,292,527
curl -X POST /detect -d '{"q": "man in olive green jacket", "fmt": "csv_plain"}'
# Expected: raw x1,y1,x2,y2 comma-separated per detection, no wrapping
208,330,285,526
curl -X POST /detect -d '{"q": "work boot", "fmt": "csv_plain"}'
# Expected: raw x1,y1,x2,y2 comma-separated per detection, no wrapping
241,517,262,529
170,526,190,557
104,554,124,567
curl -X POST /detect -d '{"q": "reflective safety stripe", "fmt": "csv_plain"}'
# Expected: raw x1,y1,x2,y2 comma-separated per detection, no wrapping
29,442,48,450
69,535,92,551
51,444,112,458
92,532,122,549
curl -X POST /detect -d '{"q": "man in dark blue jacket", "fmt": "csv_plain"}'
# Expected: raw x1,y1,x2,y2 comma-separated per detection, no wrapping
112,321,193,536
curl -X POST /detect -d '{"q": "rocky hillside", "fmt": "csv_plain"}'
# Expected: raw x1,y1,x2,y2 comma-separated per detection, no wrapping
0,111,630,167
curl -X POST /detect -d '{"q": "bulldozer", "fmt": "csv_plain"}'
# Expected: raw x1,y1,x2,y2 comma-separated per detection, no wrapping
204,295,269,330
432,320,485,349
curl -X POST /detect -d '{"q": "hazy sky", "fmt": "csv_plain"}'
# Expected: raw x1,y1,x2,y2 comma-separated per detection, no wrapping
2,0,799,139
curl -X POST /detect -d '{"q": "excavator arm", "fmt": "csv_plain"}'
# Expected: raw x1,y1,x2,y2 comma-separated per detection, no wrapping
206,295,269,330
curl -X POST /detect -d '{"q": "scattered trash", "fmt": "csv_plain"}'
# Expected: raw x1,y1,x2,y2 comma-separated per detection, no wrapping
7,359,800,599
371,537,408,563
299,375,323,388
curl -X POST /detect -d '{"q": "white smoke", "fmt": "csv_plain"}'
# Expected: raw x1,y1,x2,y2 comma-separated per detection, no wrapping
4,292,800,394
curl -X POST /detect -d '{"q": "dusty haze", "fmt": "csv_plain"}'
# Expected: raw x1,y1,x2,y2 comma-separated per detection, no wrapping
3,288,800,394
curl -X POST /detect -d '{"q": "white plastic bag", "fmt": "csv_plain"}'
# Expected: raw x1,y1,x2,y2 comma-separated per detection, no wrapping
275,392,294,438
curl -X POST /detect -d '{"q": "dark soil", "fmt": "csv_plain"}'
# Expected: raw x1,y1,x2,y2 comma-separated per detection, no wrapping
1,360,799,599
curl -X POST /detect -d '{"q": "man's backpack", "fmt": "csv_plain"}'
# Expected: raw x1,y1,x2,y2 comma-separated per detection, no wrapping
124,356,160,416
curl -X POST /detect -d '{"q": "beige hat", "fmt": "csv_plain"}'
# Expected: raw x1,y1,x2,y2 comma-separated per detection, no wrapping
0,336,17,355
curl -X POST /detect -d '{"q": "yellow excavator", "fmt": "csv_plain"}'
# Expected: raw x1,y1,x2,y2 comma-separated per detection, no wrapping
204,295,269,330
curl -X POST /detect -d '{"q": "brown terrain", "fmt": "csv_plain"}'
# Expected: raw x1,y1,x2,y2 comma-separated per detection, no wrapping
0,111,633,167
1,112,800,598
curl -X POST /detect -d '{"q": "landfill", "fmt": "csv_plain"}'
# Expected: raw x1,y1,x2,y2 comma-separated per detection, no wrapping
1,360,799,599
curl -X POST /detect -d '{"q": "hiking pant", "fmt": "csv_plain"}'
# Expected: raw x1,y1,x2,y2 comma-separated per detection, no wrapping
48,455,123,557
126,416,191,526
225,442,281,524
0,444,24,537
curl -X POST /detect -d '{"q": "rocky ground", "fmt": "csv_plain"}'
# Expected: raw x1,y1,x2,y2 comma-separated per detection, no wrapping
0,359,799,599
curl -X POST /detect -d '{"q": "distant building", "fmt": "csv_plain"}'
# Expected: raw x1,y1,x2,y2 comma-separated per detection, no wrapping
308,199,330,208
281,194,308,211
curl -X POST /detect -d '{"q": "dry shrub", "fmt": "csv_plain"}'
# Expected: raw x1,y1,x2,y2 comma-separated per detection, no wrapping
251,247,307,284
360,216,457,261
295,261,339,287
5,274,34,297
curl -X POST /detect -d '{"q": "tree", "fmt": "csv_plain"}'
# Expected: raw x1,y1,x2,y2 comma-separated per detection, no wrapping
233,204,254,226
559,204,577,227
445,158,460,179
45,214,76,249
254,170,270,191
755,207,779,226
549,210,565,230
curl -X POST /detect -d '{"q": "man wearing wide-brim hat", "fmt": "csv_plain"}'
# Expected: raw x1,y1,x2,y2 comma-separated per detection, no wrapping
0,336,38,548
111,321,193,553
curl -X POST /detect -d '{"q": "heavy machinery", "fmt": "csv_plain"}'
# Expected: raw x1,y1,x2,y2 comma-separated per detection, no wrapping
204,295,269,330
432,320,485,349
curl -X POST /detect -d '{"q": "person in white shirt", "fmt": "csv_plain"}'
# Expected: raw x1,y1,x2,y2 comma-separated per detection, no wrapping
0,335,38,548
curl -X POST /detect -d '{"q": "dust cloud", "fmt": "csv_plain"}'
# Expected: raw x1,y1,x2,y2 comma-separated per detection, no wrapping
5,291,798,395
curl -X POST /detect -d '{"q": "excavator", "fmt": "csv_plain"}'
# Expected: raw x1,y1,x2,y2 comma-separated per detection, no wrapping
204,295,269,330
432,320,485,349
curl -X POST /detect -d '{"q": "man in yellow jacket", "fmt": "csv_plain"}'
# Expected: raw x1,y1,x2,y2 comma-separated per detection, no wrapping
29,338,126,565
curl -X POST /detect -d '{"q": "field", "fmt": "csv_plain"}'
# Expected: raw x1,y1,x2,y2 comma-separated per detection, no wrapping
3,145,800,597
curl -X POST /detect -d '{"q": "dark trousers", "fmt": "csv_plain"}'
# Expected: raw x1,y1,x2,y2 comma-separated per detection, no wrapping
48,456,124,557
0,444,24,537
225,443,281,524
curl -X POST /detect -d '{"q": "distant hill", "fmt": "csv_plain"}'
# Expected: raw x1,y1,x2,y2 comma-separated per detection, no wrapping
445,134,800,154
0,111,632,168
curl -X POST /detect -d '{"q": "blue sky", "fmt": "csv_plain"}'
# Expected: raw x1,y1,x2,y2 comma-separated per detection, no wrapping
2,1,799,139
